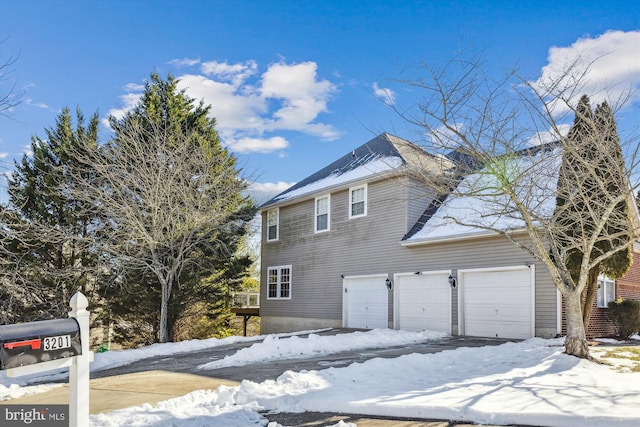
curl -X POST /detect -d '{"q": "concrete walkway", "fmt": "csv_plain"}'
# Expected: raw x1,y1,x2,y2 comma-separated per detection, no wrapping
1,370,239,414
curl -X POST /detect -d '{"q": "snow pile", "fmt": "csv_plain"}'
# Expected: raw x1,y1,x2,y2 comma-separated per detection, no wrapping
91,337,640,427
0,383,63,401
3,329,640,426
0,329,325,398
199,328,447,369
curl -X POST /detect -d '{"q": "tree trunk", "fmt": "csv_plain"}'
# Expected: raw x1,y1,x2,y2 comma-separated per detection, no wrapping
159,279,172,343
581,266,600,333
564,289,591,359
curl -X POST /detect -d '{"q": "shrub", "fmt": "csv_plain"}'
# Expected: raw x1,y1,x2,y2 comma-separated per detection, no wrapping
607,298,640,339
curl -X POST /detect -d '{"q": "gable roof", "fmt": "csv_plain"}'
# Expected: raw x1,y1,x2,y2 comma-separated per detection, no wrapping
260,133,451,208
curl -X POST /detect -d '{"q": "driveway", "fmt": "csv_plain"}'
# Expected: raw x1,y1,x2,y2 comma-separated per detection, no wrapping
5,329,524,426
92,329,513,383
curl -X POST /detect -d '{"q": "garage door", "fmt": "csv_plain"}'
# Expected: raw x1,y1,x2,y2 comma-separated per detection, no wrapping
395,271,451,333
460,266,534,339
343,275,388,329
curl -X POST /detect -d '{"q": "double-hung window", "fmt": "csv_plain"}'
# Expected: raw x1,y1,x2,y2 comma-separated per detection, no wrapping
267,208,279,241
315,195,330,233
597,276,615,308
349,184,367,218
267,265,291,299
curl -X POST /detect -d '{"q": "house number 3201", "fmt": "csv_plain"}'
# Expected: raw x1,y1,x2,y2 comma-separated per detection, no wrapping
43,335,72,350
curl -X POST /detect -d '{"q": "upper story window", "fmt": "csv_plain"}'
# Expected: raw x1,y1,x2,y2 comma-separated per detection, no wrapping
597,276,615,308
267,208,279,241
315,195,330,233
349,184,367,218
267,265,291,300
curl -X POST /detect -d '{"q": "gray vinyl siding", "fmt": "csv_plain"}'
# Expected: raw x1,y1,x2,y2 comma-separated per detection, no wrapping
405,178,436,234
260,178,559,335
260,178,408,320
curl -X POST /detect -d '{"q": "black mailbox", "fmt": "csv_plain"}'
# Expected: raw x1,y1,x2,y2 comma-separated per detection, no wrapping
0,318,82,370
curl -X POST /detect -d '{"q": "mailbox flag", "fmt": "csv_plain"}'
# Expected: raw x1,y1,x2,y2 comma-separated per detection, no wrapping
3,339,42,350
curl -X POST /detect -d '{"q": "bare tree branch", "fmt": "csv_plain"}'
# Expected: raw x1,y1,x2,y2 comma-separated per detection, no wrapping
65,118,252,342
395,54,640,359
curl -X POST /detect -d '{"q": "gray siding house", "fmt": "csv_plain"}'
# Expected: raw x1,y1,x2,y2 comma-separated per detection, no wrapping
259,133,560,339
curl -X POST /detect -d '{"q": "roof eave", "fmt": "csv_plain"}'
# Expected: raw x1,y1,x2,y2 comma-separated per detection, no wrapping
258,169,404,211
401,227,530,247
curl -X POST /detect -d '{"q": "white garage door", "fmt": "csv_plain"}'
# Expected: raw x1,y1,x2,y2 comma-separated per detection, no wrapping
460,266,534,339
343,275,388,329
395,271,451,333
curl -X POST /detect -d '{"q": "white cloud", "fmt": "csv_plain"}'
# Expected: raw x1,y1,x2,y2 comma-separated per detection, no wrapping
0,152,8,159
534,30,640,115
228,136,289,153
201,60,258,86
103,92,142,127
123,83,145,92
373,82,396,105
527,124,572,146
168,57,201,67
22,144,33,157
24,98,49,109
247,181,295,205
178,74,265,132
260,61,339,139
106,60,340,153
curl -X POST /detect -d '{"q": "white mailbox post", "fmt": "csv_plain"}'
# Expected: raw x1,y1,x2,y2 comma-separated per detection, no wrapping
68,292,91,427
2,292,93,427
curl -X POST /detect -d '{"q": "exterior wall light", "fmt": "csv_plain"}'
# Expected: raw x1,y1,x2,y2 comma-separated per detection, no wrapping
386,278,393,290
448,275,457,288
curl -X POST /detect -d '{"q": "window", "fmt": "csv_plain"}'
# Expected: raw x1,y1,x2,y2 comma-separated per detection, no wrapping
597,276,615,308
267,265,291,299
315,195,330,232
349,184,367,218
267,208,279,241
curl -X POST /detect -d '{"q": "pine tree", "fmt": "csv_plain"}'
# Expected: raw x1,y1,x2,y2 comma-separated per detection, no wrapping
71,73,256,343
1,107,102,321
553,96,632,332
590,101,632,304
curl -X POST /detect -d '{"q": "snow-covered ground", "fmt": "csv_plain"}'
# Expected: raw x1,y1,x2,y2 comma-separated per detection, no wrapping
2,329,640,427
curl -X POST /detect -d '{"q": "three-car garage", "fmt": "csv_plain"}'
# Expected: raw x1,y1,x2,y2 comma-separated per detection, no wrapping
343,265,535,340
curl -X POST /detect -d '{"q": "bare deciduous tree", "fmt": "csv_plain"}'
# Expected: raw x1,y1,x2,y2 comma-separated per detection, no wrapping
66,118,254,343
0,40,24,117
396,55,640,359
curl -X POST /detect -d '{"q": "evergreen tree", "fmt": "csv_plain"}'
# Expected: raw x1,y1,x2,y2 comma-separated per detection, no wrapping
553,96,632,331
1,107,103,321
70,73,256,343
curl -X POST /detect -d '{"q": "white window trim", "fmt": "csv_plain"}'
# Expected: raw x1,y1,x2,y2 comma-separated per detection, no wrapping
597,276,616,308
315,194,331,233
266,208,279,242
267,265,292,300
349,183,368,219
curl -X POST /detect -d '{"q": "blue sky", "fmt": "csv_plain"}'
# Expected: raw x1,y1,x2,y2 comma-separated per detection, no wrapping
1,0,639,204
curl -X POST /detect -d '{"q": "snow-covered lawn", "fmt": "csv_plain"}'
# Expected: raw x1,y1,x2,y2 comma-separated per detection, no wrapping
2,329,640,427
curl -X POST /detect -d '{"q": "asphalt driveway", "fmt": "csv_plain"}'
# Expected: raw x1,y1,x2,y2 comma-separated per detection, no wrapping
92,328,514,383
5,329,524,426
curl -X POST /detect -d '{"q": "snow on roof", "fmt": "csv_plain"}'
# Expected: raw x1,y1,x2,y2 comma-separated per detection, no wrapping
269,156,403,203
404,144,561,244
261,133,446,207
